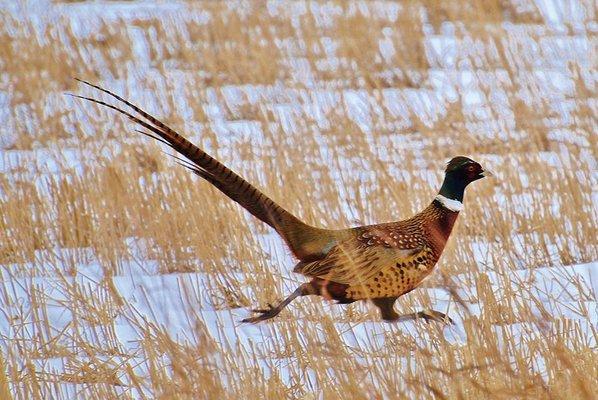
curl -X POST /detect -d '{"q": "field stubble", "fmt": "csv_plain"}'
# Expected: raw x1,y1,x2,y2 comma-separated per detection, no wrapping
0,1,596,399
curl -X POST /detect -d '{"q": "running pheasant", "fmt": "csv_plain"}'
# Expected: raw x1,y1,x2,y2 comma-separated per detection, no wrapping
73,79,492,324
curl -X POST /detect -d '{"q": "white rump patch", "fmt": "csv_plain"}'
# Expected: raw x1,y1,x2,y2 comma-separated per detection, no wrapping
435,194,463,212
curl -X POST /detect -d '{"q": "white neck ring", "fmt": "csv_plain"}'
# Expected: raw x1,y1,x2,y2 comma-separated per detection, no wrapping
435,194,463,212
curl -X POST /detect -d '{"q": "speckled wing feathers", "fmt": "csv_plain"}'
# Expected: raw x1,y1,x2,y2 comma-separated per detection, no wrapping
294,227,425,285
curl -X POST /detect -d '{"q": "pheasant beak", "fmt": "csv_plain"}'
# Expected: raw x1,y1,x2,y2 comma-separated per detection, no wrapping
480,169,494,178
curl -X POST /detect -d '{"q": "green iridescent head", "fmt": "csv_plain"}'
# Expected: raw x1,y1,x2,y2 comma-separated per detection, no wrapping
438,156,491,202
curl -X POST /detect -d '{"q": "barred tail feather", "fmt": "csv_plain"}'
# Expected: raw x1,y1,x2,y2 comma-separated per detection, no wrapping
72,79,333,261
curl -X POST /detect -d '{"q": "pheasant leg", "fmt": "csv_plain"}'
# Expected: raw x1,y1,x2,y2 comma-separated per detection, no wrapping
395,309,454,324
242,284,309,323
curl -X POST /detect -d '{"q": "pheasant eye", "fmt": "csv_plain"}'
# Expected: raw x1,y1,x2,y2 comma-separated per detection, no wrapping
466,165,475,172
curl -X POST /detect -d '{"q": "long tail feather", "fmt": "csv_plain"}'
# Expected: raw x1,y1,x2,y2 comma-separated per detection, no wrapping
72,79,334,260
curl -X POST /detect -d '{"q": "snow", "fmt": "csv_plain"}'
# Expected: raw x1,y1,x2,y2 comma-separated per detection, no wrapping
0,0,596,397
0,234,595,395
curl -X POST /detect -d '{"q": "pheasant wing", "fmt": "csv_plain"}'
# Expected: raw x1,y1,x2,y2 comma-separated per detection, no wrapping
295,233,424,285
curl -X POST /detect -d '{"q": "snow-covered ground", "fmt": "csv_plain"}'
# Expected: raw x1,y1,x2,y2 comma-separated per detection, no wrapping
0,0,596,398
0,236,595,394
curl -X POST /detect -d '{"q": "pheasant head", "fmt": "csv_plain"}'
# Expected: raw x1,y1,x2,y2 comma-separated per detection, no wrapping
435,156,492,211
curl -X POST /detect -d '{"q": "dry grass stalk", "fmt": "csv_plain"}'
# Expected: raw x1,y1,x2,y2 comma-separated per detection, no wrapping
0,1,595,398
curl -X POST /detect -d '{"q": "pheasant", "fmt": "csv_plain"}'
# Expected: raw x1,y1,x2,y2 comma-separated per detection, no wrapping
72,79,492,324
